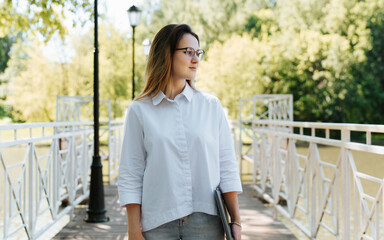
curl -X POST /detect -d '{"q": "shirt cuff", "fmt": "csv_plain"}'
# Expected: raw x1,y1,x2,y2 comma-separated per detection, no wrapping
118,192,142,207
219,180,243,194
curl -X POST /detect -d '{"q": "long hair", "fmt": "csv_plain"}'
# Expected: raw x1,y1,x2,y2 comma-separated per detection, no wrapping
135,24,199,101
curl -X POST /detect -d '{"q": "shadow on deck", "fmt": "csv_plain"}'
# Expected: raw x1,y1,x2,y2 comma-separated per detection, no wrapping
53,185,297,240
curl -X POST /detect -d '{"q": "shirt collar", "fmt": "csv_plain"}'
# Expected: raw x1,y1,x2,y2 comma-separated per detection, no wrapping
151,91,166,106
151,83,194,106
182,83,194,102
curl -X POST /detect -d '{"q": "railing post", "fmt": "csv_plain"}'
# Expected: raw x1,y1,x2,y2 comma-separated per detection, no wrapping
381,179,383,240
82,133,88,194
309,143,316,238
56,97,60,121
68,130,75,219
238,100,243,177
268,101,272,121
289,95,293,121
252,133,257,184
272,134,280,219
108,120,112,184
3,159,8,239
341,129,351,239
52,138,58,219
375,197,379,240
28,143,34,238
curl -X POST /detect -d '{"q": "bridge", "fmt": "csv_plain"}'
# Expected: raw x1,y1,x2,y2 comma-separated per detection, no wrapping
1,95,383,239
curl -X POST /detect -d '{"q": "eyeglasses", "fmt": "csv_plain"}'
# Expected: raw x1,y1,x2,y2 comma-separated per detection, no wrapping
176,47,205,61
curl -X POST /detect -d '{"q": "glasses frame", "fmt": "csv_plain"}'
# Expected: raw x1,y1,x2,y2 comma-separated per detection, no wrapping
176,47,205,61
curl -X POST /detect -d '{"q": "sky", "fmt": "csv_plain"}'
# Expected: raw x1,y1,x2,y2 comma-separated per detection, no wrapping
105,0,141,33
42,0,144,62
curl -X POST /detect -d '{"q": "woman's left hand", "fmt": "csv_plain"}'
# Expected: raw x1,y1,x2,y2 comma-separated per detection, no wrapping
231,224,241,240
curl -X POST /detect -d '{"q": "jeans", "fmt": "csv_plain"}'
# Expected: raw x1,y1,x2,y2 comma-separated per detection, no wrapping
142,212,224,240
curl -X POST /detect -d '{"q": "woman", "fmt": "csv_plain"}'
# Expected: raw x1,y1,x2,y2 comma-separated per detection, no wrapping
118,24,242,240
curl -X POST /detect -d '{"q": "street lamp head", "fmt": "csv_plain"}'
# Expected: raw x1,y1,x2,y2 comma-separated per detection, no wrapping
127,5,142,27
142,38,151,56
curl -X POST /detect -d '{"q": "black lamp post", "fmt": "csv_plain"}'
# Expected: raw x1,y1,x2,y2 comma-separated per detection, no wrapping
85,0,109,223
142,38,151,57
127,5,141,100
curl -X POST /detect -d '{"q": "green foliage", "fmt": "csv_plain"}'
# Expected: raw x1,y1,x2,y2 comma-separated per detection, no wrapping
219,0,384,123
143,0,256,50
245,9,278,39
346,11,384,123
7,40,63,121
98,23,145,118
197,34,267,119
2,0,384,124
0,0,92,41
6,22,136,122
0,36,15,73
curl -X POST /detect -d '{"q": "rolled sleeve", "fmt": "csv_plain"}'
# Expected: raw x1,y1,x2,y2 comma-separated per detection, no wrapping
217,101,243,194
118,103,146,206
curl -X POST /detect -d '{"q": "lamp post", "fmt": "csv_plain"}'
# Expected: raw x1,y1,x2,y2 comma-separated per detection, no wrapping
85,0,108,223
127,5,142,100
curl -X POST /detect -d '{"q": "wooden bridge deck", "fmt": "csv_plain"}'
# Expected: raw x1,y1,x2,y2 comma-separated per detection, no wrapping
53,185,297,240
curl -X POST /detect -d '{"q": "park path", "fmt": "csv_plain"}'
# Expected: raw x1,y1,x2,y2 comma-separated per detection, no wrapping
53,185,297,240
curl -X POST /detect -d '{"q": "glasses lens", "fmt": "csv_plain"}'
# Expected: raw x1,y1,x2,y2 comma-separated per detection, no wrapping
197,49,205,61
186,48,195,58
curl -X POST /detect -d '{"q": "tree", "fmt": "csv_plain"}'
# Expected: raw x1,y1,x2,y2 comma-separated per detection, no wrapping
0,0,92,41
6,22,138,122
68,22,146,119
240,0,384,123
197,34,266,119
98,23,145,119
0,35,16,73
141,0,256,50
347,11,384,124
8,40,64,122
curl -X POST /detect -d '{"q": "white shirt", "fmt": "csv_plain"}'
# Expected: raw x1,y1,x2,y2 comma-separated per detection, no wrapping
118,83,242,231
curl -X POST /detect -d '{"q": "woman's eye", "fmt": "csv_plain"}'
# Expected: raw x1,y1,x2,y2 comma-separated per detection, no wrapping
186,50,194,56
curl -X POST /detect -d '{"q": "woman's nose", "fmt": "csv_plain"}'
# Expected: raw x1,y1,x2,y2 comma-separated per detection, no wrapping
191,54,199,63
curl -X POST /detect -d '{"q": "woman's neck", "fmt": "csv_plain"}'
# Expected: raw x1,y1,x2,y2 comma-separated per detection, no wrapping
168,79,186,100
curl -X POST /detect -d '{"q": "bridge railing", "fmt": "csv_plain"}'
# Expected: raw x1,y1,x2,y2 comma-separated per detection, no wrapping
234,96,384,239
106,120,124,183
0,120,124,239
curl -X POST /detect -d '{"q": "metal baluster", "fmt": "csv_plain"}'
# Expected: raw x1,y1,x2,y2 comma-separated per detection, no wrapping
341,130,351,239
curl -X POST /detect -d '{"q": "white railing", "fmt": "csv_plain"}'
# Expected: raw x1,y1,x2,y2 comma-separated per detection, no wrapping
56,96,112,123
56,96,124,184
235,96,384,239
0,120,124,239
239,94,293,123
107,120,124,183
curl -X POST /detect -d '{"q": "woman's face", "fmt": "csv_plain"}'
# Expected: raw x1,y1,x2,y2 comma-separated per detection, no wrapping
171,33,200,83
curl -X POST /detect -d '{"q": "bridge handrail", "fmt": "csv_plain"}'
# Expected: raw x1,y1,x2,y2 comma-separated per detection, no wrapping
235,119,384,239
0,121,93,130
0,120,124,239
251,119,384,132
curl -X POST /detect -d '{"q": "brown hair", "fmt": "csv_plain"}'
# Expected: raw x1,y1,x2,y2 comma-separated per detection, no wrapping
135,24,199,101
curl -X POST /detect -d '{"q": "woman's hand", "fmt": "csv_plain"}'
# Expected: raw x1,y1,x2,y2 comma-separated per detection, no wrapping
222,192,242,240
231,224,242,240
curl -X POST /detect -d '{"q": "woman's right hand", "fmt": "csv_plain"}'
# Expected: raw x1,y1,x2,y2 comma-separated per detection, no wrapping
126,204,145,240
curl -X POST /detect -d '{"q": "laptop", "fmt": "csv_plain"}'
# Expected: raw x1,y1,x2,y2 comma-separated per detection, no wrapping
214,187,233,240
